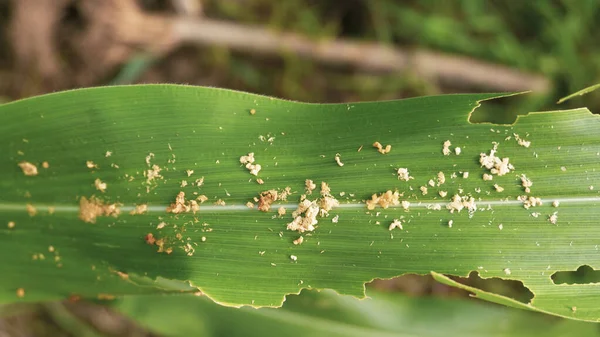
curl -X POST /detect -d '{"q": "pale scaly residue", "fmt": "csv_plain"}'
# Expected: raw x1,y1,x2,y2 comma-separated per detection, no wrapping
366,190,401,210
397,168,413,181
479,143,514,176
520,174,533,193
240,152,261,176
446,194,476,214
389,219,404,231
166,192,200,214
18,162,38,176
442,140,452,156
94,178,107,193
518,195,542,209
79,196,120,223
373,141,392,154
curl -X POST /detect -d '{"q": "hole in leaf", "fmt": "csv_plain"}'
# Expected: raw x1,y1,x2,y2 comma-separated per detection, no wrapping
551,265,600,285
369,271,534,304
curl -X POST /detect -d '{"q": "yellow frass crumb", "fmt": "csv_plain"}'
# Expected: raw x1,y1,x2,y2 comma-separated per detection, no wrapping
518,195,542,209
16,288,25,298
167,192,200,214
454,147,461,155
552,200,560,208
305,179,317,194
79,196,121,223
240,152,261,176
250,108,256,115
293,236,304,245
290,255,298,262
397,168,413,181
514,133,531,148
373,141,391,154
334,153,344,167
420,186,428,195
482,173,493,181
428,179,435,187
18,162,38,176
94,178,107,193
437,172,446,185
479,144,514,176
494,184,504,192
278,206,286,216
442,140,452,156
246,201,254,208
439,191,448,198
26,204,37,216
503,268,511,275
446,194,476,213
462,172,469,179
366,190,401,210
389,219,403,231
86,161,98,169
258,189,278,212
8,221,15,229
130,204,148,215
549,212,558,225
520,174,533,193
42,161,49,169
448,220,453,228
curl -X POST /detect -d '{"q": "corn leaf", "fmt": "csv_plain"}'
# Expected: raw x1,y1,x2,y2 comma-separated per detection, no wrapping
1,85,599,321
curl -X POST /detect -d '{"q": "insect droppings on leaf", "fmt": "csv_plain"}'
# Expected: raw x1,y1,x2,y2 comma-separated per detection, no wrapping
293,236,304,245
503,268,511,275
373,141,392,154
290,255,297,262
366,190,401,210
42,161,49,169
18,162,38,176
130,204,148,215
552,200,560,208
257,190,279,212
167,192,200,214
278,206,286,216
389,219,403,231
145,233,156,245
442,140,452,155
397,168,413,181
240,152,262,176
26,204,37,216
8,221,15,229
480,144,514,176
334,153,344,167
520,174,532,193
549,212,558,225
446,194,476,214
447,220,453,228
437,172,446,185
16,288,25,298
518,195,542,209
494,184,504,192
301,180,315,195
78,197,121,223
86,161,98,169
250,108,256,115
94,178,107,193
482,173,493,181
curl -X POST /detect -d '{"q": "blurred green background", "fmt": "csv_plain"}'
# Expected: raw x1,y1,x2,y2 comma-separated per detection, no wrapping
1,0,600,335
